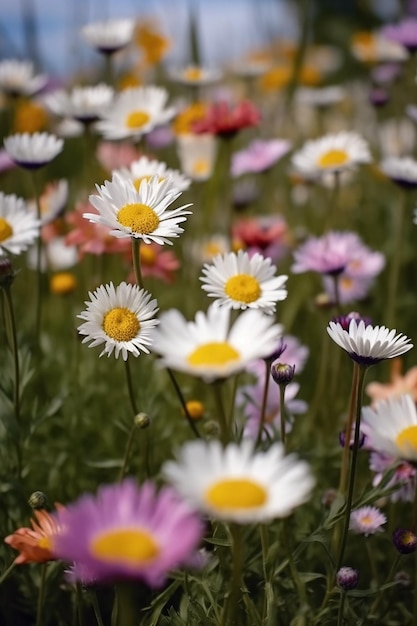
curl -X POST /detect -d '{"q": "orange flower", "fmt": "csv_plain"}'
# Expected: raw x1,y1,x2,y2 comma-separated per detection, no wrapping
4,509,61,564
135,21,170,66
13,100,48,134
366,359,417,405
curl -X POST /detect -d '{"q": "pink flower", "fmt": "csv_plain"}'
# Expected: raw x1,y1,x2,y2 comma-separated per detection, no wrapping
369,450,417,503
96,141,141,172
231,139,292,177
349,506,386,536
192,100,260,138
366,359,417,404
65,203,131,257
232,215,288,263
127,243,180,284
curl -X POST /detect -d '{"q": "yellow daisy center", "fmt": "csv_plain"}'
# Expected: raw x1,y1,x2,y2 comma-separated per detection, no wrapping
184,67,203,81
37,536,52,550
317,149,349,169
126,110,151,130
0,218,13,242
396,425,417,454
187,341,240,367
133,175,165,191
225,273,261,304
359,515,373,526
91,528,159,565
192,159,210,177
205,478,267,510
103,307,140,342
117,203,160,234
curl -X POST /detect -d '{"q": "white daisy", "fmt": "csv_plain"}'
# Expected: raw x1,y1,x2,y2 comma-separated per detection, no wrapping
176,133,217,182
4,132,64,169
351,32,409,64
361,394,417,462
349,505,386,536
169,65,222,86
115,155,191,193
152,303,282,382
81,18,135,54
291,131,372,180
0,192,40,256
77,281,159,360
27,179,68,224
44,84,114,125
327,319,413,365
95,86,175,141
0,59,47,97
380,156,417,189
84,172,192,245
200,250,288,313
162,439,314,523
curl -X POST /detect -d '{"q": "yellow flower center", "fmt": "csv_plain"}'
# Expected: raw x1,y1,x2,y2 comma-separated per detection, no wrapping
360,515,373,526
187,341,240,368
126,110,151,130
117,203,160,234
184,67,203,81
103,307,140,342
205,478,267,510
225,273,261,304
50,272,77,295
140,244,157,266
133,175,165,191
396,425,417,454
91,528,159,565
192,159,210,177
317,149,349,169
0,218,13,242
37,536,52,550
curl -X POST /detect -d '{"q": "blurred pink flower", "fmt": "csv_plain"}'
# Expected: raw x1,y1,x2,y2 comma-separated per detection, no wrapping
232,215,288,263
127,243,180,284
366,359,417,404
65,203,131,257
192,100,260,138
96,141,141,172
369,450,417,502
231,139,291,177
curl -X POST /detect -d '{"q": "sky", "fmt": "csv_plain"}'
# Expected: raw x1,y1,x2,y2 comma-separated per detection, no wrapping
0,0,301,79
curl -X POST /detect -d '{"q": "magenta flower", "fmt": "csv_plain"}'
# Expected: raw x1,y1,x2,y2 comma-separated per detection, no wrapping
382,18,417,52
292,231,384,277
231,139,292,177
245,335,309,381
52,479,204,586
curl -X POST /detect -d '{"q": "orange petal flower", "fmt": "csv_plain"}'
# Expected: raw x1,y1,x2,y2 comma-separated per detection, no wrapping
4,509,61,564
366,359,417,405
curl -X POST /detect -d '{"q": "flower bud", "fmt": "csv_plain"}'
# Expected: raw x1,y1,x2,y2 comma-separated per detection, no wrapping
263,337,287,363
134,412,150,429
271,362,295,386
184,400,205,421
336,566,359,590
331,311,372,331
0,257,15,289
393,528,417,554
28,491,49,510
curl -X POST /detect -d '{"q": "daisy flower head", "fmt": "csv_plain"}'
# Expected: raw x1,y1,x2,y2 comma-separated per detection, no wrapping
152,303,283,382
27,179,68,225
115,155,191,193
52,479,204,586
45,84,114,125
0,192,40,256
200,250,288,313
170,64,222,86
81,18,136,54
85,172,192,245
4,132,64,169
5,508,62,564
380,156,417,189
349,505,387,536
176,132,217,181
361,394,417,463
163,439,314,524
0,59,47,97
291,131,371,180
77,281,159,360
95,86,175,141
327,319,412,366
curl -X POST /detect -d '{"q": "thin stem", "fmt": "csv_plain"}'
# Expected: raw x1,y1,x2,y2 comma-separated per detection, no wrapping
132,238,143,288
256,361,271,447
386,190,407,329
336,592,346,626
124,358,138,416
339,364,360,495
0,560,16,585
31,169,43,351
283,518,308,608
212,381,229,445
91,592,105,626
368,554,400,621
324,171,341,231
118,421,138,481
279,385,287,450
166,368,201,438
36,563,48,626
336,364,368,571
222,524,244,626
76,583,85,626
332,274,341,315
260,524,270,625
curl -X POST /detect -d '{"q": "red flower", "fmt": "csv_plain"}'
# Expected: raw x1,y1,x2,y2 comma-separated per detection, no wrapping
192,100,260,138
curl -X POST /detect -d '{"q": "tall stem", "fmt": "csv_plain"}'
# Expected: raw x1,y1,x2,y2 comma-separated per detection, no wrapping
386,191,407,329
124,358,138,416
338,363,359,495
36,563,48,626
118,420,138,481
336,364,368,570
166,368,201,438
279,384,287,450
31,169,43,350
256,361,271,446
212,381,229,445
132,238,143,288
222,524,244,626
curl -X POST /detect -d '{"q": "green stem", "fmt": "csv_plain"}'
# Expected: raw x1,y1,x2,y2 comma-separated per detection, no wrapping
336,364,368,571
131,238,143,288
212,381,229,445
76,583,85,626
91,592,105,626
279,385,287,450
0,560,16,585
118,420,138,481
124,358,138,416
115,583,136,626
324,171,341,231
283,518,308,608
166,368,201,438
339,364,360,495
222,524,244,626
336,591,346,626
36,563,48,626
256,361,271,446
386,191,407,329
31,169,43,351
367,554,400,621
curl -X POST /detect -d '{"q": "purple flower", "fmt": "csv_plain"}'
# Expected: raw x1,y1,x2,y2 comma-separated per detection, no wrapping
393,528,417,554
231,139,292,177
52,479,204,587
245,335,309,380
349,505,387,536
382,18,417,52
369,450,417,503
336,567,359,590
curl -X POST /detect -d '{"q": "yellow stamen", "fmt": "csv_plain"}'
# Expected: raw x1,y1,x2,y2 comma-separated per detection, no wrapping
205,478,267,510
117,203,159,234
103,307,140,342
50,272,77,295
187,342,239,367
37,536,52,550
133,175,165,191
184,67,203,81
91,528,159,565
396,425,417,454
317,149,349,169
192,159,209,176
126,110,150,130
0,218,13,242
225,273,261,304
360,515,373,525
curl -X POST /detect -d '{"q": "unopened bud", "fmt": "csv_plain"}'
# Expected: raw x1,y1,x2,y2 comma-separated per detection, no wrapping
134,412,150,429
393,528,417,555
336,566,359,590
271,362,295,386
28,491,49,510
184,400,205,421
